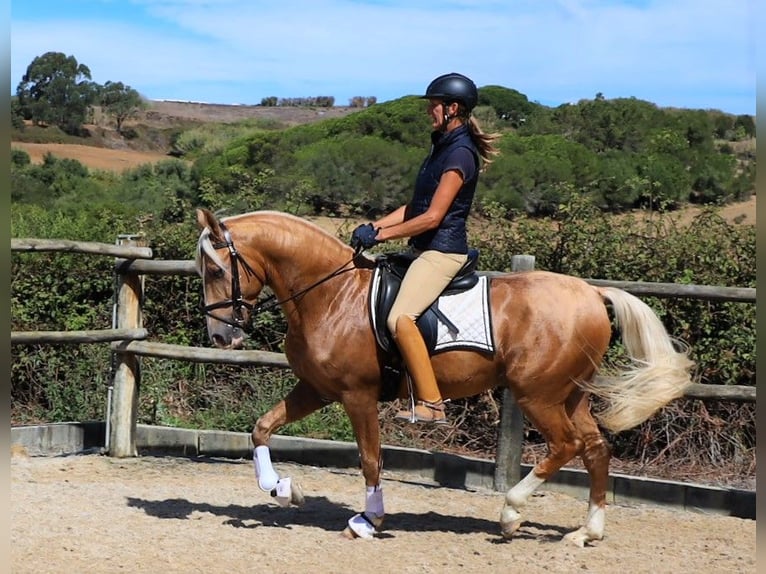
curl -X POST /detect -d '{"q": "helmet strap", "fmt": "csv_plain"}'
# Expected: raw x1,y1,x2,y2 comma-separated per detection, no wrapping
440,101,459,132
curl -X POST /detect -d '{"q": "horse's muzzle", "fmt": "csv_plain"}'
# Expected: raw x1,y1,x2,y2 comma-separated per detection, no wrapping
210,326,245,349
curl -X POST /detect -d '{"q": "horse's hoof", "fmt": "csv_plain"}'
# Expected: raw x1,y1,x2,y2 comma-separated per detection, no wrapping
290,480,305,506
499,505,523,539
500,520,522,540
340,526,358,540
562,527,601,547
271,477,305,507
345,513,381,540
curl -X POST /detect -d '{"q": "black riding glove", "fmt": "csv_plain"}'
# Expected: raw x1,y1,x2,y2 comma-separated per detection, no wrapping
350,223,380,250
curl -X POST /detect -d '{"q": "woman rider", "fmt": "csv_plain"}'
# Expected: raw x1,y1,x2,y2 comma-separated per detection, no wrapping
351,72,499,424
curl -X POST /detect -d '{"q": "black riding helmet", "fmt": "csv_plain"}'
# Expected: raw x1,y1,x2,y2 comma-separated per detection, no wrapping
421,72,479,113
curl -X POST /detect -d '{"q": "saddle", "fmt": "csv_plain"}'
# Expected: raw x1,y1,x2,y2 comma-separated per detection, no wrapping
368,249,480,400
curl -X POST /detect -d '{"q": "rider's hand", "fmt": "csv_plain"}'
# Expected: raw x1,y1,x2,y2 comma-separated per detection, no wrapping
350,223,380,250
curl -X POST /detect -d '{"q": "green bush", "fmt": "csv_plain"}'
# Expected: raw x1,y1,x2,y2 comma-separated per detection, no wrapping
11,148,30,167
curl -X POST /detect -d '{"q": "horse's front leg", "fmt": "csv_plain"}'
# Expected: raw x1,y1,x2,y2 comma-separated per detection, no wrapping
251,379,328,506
339,390,385,540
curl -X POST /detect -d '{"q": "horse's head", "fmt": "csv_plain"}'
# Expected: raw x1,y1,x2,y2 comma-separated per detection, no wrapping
195,208,266,349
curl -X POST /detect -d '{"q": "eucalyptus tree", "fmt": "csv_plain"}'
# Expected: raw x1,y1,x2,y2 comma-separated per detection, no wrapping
16,51,97,134
98,80,147,133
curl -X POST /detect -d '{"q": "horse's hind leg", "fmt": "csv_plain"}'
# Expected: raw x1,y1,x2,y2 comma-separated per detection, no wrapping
499,399,582,540
563,390,611,547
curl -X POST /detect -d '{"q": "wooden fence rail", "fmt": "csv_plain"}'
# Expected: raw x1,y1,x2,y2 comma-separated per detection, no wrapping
12,239,756,486
110,340,292,368
12,238,153,259
12,328,148,345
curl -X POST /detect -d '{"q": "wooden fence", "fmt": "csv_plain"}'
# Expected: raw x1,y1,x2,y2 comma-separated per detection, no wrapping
11,238,757,490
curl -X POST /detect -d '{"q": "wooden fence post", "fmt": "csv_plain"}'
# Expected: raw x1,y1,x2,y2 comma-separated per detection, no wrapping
108,236,145,457
493,254,535,491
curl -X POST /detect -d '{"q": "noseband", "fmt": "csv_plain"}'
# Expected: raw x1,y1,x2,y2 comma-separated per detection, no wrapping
202,221,356,330
203,221,262,329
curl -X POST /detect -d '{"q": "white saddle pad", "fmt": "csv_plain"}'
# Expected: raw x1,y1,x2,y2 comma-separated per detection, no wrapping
434,275,494,354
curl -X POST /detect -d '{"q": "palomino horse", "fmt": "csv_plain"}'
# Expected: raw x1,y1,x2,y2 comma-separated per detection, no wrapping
195,208,694,545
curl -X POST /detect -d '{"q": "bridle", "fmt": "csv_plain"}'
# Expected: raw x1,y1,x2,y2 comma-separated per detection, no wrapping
202,220,356,329
202,220,261,329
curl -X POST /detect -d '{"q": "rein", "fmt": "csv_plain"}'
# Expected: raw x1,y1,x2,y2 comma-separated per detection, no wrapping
203,221,356,329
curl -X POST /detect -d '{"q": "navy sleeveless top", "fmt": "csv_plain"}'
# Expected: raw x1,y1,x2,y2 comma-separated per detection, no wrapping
406,124,479,254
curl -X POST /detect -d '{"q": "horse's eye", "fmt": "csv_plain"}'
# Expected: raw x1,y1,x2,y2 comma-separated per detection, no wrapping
210,268,225,279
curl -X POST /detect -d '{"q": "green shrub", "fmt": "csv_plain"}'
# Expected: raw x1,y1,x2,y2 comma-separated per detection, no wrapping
11,148,30,167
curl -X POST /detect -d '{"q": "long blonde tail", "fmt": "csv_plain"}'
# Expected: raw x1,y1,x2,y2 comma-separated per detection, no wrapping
579,287,695,432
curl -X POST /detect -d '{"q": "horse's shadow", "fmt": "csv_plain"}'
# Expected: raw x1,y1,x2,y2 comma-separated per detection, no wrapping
125,495,570,542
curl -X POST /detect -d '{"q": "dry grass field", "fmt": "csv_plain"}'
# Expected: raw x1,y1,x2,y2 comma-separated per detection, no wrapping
140,99,357,126
11,141,174,173
11,100,358,172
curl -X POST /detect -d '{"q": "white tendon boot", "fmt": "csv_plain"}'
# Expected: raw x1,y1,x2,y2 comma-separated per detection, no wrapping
253,446,279,491
346,486,384,540
252,446,304,507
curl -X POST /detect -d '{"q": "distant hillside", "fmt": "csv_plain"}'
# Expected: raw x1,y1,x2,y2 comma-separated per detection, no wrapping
136,100,360,127
11,92,755,219
11,99,366,155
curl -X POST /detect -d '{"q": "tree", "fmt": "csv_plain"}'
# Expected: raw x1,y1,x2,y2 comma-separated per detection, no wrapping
592,153,641,210
635,153,691,208
98,81,146,133
734,114,755,138
10,97,25,130
348,96,377,108
16,52,97,133
710,111,734,139
568,96,662,153
689,152,737,203
477,85,537,126
671,109,715,153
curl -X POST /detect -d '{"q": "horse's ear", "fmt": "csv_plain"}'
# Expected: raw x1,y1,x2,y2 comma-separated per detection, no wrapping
196,208,219,234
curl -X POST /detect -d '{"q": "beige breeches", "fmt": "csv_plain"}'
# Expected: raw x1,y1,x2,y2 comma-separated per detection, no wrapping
386,249,468,334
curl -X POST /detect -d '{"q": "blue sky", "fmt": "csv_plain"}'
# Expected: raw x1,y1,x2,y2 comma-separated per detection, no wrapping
11,0,756,115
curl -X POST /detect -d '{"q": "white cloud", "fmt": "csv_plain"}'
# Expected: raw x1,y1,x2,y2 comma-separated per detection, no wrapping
11,0,755,113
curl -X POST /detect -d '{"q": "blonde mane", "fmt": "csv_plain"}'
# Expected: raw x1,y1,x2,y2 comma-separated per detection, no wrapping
196,210,350,276
234,211,351,259
196,227,227,274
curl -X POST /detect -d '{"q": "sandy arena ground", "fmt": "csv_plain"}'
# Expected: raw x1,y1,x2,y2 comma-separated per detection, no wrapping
11,451,755,574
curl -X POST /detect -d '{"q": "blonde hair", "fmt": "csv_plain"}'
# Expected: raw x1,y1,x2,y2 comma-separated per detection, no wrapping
466,116,501,169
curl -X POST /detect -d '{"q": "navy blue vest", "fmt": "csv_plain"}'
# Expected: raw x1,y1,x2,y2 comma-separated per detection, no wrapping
407,124,479,254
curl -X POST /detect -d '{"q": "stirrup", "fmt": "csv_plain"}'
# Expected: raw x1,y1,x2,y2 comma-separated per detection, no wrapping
395,400,448,424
